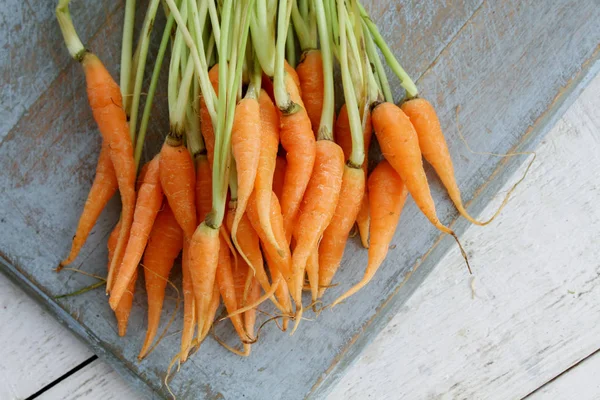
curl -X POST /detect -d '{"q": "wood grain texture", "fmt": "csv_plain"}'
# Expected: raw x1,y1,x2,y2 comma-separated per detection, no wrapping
37,359,140,400
528,351,600,400
0,273,92,399
328,75,600,400
0,0,598,399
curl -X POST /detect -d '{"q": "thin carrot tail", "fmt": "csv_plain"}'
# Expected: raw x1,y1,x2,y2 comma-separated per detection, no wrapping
222,278,282,320
180,241,196,363
115,270,137,336
255,190,282,254
305,248,319,307
436,223,472,274
356,193,370,248
331,268,378,308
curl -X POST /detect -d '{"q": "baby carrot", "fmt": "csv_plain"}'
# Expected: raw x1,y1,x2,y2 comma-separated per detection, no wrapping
332,160,408,306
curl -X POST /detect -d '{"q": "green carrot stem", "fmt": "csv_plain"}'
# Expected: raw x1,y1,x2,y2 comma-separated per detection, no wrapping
358,2,418,98
120,0,136,101
299,0,309,20
247,55,263,99
273,0,299,114
363,19,392,103
128,0,161,143
250,5,275,76
286,22,297,68
291,0,311,50
134,6,176,168
55,0,86,61
165,0,217,124
208,0,221,50
337,0,364,168
314,0,334,141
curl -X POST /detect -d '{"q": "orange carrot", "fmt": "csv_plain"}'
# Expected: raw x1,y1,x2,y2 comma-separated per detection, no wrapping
290,140,344,303
280,74,316,239
305,247,319,304
243,274,261,345
81,53,137,293
273,156,287,200
401,98,487,226
231,98,262,250
199,64,220,168
318,165,364,298
232,256,259,355
246,192,293,286
159,138,196,238
254,89,281,250
372,103,466,254
225,207,278,309
59,141,118,269
195,153,213,222
335,104,372,248
199,280,221,341
188,222,220,340
216,236,251,348
332,160,408,306
110,155,162,309
107,221,136,337
180,239,196,362
296,50,324,135
264,250,292,331
138,202,183,359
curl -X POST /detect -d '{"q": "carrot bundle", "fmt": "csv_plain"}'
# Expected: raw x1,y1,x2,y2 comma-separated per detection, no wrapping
54,0,523,368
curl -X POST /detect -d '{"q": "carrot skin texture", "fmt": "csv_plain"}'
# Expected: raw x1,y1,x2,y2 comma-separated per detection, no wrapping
159,140,197,238
195,154,213,222
188,223,220,339
138,202,183,359
335,104,372,248
199,64,220,168
231,98,262,244
247,193,294,286
305,247,319,303
318,165,365,297
216,236,251,345
180,239,196,362
333,161,408,305
372,102,448,233
273,156,287,200
254,90,281,249
280,74,316,240
82,53,137,293
110,156,162,309
291,141,344,302
401,98,484,226
107,222,136,336
60,141,118,268
296,50,324,135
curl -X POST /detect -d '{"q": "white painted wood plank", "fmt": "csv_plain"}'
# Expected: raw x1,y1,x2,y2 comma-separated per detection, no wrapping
528,351,600,400
327,73,600,400
0,273,93,400
37,359,139,400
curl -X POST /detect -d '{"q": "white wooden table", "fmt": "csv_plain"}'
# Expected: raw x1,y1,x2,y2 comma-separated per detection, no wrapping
1,74,599,399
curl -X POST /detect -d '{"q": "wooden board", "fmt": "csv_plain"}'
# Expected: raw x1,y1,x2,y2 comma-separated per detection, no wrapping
18,73,600,400
329,74,600,399
0,1,599,399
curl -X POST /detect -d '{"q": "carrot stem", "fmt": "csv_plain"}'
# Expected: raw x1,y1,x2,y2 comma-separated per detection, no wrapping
135,7,176,167
337,0,364,168
250,0,275,77
286,22,297,68
128,0,161,143
207,0,221,50
315,0,334,141
358,2,418,98
273,0,299,114
55,0,86,61
120,0,136,106
291,0,311,50
363,19,392,103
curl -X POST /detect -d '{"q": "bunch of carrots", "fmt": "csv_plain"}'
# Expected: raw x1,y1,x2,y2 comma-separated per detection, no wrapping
55,0,504,367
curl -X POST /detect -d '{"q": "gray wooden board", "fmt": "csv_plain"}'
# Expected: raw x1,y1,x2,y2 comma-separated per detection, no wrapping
0,1,599,399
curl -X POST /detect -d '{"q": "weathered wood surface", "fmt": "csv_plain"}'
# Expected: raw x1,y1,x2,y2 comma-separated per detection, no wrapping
0,273,93,399
0,0,599,399
328,75,600,399
5,73,600,400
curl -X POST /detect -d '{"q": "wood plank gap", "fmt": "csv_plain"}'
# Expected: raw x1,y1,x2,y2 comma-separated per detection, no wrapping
24,355,98,400
522,347,600,400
